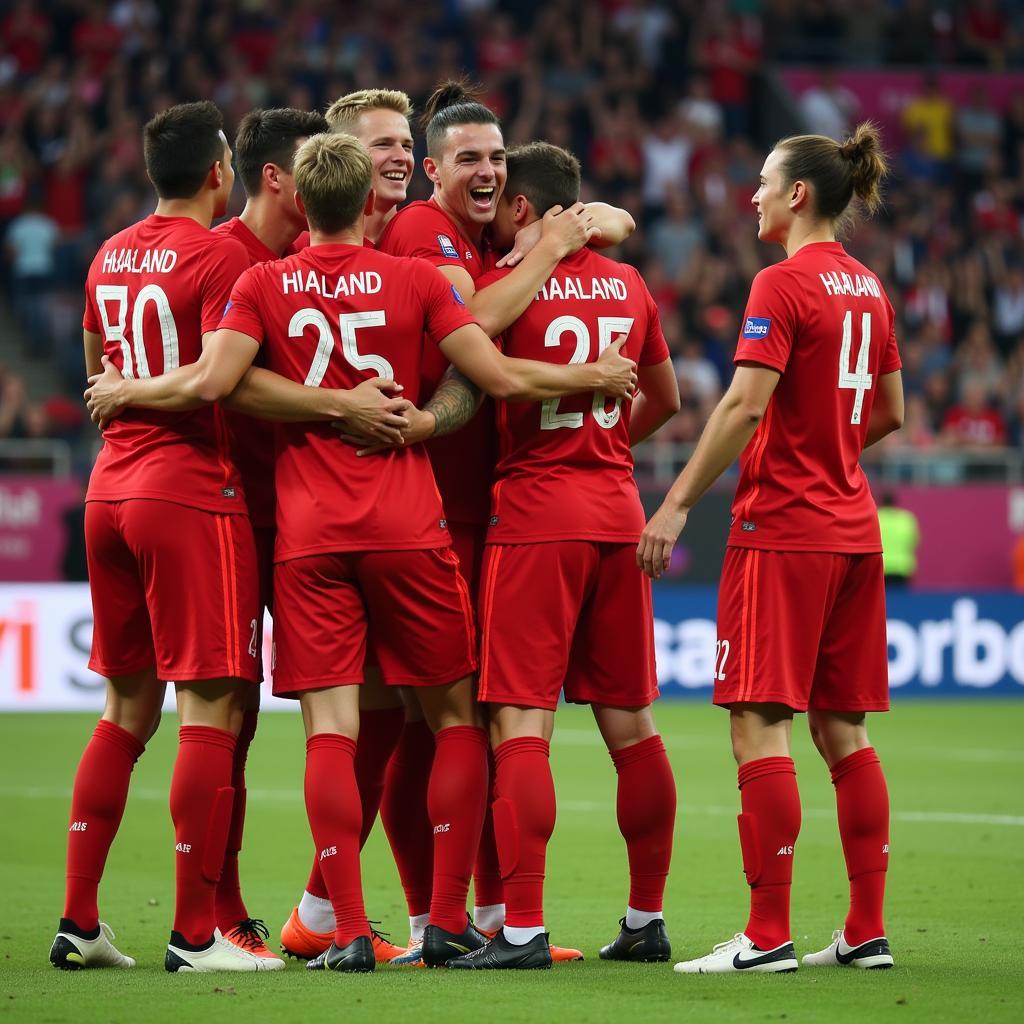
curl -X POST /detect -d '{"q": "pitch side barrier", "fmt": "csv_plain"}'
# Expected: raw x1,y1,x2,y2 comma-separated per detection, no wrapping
0,584,1022,709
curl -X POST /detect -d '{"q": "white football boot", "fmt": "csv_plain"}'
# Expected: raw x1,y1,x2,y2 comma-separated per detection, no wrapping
50,921,136,970
802,929,893,969
165,928,284,972
674,932,798,974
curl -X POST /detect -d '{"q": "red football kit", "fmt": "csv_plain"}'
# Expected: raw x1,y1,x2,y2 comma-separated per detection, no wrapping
475,248,670,710
82,214,259,682
715,241,903,711
377,199,496,592
218,242,479,694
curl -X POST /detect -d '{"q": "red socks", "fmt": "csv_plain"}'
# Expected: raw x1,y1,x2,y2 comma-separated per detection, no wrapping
355,707,406,847
380,719,435,917
610,735,676,913
215,708,257,930
63,719,145,931
492,737,556,929
428,725,489,932
737,756,801,951
831,747,889,945
169,726,236,946
304,733,367,948
473,747,504,911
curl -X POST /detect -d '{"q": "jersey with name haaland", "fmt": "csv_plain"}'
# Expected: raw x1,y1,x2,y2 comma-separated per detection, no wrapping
479,247,670,544
377,199,496,526
219,242,478,561
730,241,902,553
83,214,250,512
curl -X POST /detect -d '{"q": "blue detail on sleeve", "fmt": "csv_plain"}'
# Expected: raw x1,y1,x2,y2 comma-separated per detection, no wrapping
742,316,771,339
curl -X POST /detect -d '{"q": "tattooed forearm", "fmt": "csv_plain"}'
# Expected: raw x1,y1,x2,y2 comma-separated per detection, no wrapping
424,364,484,438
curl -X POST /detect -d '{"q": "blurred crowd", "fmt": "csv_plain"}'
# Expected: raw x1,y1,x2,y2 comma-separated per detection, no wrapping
2,0,1023,461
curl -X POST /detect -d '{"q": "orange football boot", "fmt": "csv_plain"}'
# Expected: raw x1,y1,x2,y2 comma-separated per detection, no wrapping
279,907,331,960
369,922,407,963
479,927,583,963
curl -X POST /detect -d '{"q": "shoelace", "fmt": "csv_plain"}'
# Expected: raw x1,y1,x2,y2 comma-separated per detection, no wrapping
367,920,393,944
711,934,746,954
229,918,271,951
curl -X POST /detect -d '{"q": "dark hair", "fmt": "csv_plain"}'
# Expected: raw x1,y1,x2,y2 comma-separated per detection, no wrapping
420,79,500,158
234,108,330,197
776,121,887,230
505,142,581,214
143,101,225,199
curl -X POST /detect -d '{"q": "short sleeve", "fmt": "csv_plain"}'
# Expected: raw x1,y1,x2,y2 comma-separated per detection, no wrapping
879,296,902,374
382,207,469,271
419,264,479,345
733,266,799,373
218,266,267,344
638,282,670,366
198,238,250,334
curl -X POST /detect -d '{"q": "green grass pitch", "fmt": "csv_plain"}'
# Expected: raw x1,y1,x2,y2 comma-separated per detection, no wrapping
1,701,1021,1023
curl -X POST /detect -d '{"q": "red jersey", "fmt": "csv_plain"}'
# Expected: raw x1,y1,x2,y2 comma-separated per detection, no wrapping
83,214,250,513
377,199,496,525
218,242,478,561
479,248,670,544
730,241,902,553
212,216,281,529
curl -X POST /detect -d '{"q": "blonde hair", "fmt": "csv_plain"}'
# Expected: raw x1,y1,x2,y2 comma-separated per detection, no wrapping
293,133,373,233
325,89,413,135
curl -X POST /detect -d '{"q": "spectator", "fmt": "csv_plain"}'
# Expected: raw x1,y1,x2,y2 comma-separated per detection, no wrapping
902,73,955,167
956,85,1003,191
941,379,1007,448
641,114,691,218
798,69,859,140
877,492,920,588
648,193,705,279
4,193,59,356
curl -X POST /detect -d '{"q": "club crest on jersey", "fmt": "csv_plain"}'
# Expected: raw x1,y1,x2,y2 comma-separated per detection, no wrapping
437,234,459,259
742,316,771,339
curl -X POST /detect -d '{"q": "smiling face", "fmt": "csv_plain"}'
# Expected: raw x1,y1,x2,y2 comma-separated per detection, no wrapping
351,108,414,212
751,147,798,245
426,122,507,235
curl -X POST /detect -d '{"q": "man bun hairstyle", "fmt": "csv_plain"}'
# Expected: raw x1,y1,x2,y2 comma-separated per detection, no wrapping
234,108,330,197
143,101,225,199
293,132,373,234
326,89,413,134
420,79,500,158
505,142,581,215
776,121,887,230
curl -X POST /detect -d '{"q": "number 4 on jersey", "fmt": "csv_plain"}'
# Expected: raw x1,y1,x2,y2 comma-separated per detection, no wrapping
838,309,872,425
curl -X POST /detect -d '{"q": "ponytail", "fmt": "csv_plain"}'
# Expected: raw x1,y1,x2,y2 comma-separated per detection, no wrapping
837,121,886,215
421,78,499,157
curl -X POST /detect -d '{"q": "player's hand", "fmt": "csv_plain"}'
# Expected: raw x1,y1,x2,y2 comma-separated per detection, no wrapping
331,376,411,446
636,502,689,579
84,355,127,430
349,406,437,457
593,334,638,400
540,202,598,260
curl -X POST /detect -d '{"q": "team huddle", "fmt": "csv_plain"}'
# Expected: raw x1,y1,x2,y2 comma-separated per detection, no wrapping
51,80,905,978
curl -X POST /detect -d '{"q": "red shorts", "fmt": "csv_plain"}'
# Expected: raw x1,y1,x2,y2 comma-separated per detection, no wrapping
86,499,260,683
271,547,477,696
714,547,890,713
253,525,275,681
448,520,487,599
478,541,659,711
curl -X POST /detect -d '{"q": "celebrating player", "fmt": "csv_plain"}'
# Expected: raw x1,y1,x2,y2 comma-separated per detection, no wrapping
209,105,329,965
51,101,280,974
83,132,637,971
432,142,680,970
638,123,903,974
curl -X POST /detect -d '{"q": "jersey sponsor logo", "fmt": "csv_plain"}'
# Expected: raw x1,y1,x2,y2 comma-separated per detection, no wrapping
741,520,757,532
742,316,771,339
222,487,236,498
450,285,465,306
439,518,447,530
489,515,499,526
437,234,460,259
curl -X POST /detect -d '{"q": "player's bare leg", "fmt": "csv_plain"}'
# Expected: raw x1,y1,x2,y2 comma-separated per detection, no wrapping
164,679,279,973
592,704,675,964
675,703,799,975
51,669,164,970
448,704,553,970
412,677,490,967
803,710,893,969
285,669,406,963
296,683,375,973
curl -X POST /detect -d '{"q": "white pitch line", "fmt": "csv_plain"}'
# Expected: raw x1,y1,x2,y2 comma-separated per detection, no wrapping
5,785,1021,827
